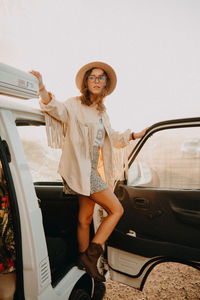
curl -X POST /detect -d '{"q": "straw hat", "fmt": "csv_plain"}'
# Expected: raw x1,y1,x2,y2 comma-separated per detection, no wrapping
75,61,117,95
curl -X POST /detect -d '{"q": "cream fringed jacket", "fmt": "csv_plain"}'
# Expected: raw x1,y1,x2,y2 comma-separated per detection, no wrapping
40,96,131,196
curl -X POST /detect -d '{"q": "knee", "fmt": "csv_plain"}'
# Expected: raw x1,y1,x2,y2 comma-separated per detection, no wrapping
118,205,124,218
0,273,16,300
113,204,124,219
0,291,15,300
78,213,93,227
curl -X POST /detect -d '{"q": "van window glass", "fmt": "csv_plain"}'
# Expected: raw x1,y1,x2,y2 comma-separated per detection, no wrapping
128,127,200,189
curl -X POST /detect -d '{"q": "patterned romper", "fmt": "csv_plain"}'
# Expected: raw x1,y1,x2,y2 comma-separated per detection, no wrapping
63,117,108,195
0,174,16,274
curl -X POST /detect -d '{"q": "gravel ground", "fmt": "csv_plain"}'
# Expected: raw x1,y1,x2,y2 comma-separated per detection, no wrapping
103,263,200,300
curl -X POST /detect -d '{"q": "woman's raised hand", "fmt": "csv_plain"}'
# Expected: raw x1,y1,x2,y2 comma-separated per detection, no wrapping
132,127,150,140
29,70,44,90
29,70,51,104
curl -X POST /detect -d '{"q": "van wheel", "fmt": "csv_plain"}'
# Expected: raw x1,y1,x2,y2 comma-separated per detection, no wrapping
69,288,91,300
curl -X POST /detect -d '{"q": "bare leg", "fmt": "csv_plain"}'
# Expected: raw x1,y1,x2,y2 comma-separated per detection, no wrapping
78,188,123,250
77,195,95,252
0,272,16,300
77,188,123,281
90,188,124,245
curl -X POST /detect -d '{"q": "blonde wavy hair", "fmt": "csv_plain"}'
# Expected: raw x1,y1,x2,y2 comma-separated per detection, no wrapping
79,68,111,113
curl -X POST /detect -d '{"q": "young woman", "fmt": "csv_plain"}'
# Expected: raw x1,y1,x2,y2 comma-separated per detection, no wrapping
30,62,148,282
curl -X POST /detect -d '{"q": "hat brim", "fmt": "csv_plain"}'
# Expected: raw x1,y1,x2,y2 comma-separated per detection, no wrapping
75,61,117,95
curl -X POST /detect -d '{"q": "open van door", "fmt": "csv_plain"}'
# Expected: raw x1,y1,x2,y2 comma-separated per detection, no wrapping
107,118,200,290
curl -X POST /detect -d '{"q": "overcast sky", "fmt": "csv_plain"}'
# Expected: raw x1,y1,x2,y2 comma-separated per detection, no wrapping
1,0,200,131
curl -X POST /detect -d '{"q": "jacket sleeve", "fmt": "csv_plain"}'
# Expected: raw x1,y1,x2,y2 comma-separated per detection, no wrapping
105,112,131,148
39,94,70,123
39,95,72,149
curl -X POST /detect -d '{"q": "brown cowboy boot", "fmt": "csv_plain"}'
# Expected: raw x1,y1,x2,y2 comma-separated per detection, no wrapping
77,242,105,282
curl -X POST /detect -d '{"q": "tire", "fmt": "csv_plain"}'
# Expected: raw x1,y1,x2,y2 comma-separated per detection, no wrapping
92,279,106,300
69,288,91,300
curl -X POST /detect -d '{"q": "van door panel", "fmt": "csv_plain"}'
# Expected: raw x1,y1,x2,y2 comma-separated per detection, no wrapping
107,120,200,290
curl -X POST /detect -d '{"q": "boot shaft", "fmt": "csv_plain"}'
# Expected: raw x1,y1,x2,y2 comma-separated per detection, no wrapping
86,242,104,262
77,243,105,281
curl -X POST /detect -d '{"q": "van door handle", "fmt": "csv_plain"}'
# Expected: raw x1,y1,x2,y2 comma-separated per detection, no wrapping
134,198,149,209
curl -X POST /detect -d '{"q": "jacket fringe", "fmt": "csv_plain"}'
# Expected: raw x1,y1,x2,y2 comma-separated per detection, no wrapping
44,113,66,149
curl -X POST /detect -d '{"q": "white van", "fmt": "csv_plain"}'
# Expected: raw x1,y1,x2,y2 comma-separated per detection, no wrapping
0,64,200,300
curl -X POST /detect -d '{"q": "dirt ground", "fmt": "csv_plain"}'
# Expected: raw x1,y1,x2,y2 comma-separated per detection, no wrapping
103,263,200,300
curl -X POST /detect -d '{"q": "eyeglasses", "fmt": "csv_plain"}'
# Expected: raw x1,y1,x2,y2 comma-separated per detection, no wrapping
88,75,107,82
